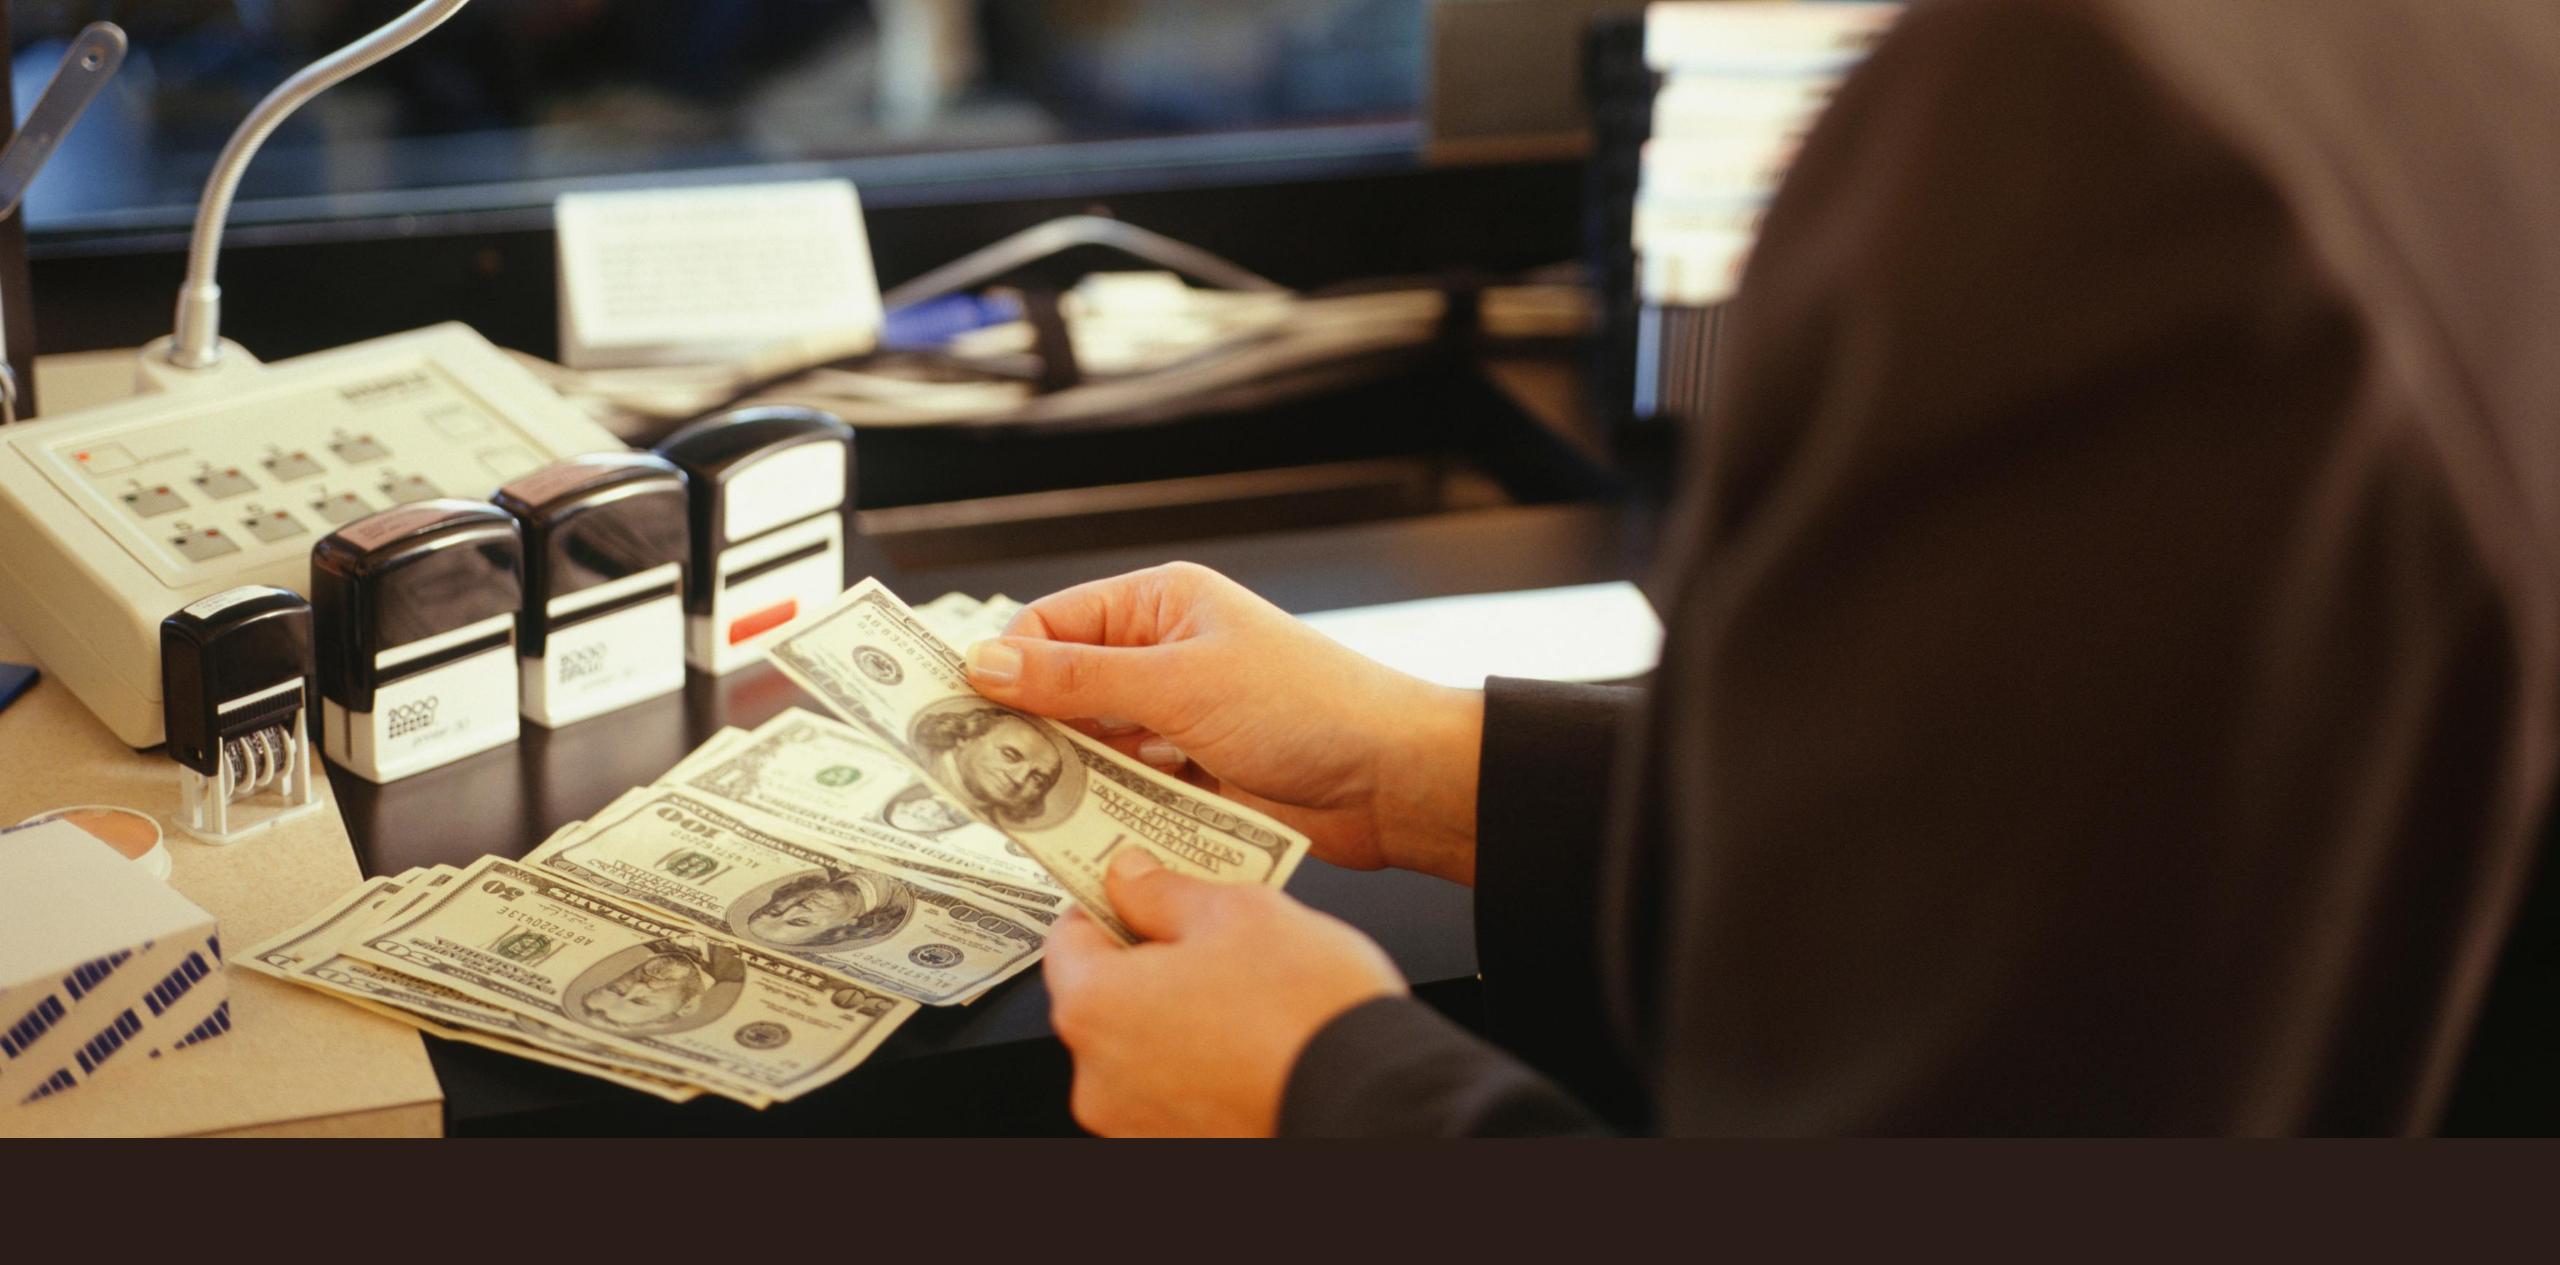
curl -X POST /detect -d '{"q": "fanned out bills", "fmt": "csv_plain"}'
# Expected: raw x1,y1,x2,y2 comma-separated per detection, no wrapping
240,865,736,1104
345,857,915,1104
523,787,1050,1005
767,578,1312,944
242,589,1120,1104
673,708,1066,906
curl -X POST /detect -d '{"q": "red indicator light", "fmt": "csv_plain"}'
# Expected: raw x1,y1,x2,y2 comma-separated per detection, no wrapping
728,599,799,645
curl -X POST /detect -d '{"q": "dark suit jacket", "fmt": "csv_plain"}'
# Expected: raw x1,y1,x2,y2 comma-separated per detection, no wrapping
1278,0,2560,1136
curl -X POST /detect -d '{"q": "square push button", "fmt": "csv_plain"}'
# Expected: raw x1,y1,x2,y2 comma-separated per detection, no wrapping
331,435,390,464
121,485,187,518
170,526,241,563
244,509,305,543
264,450,325,481
378,473,441,504
311,491,371,524
193,467,257,499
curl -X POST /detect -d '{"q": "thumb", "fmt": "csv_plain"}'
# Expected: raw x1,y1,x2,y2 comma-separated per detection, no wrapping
1103,848,1234,942
965,636,1169,725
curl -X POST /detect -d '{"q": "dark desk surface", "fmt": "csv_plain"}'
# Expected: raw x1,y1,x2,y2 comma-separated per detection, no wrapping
331,500,1654,1134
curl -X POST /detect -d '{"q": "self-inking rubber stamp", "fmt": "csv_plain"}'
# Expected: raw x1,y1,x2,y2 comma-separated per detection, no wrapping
160,585,323,843
493,453,689,728
311,501,523,782
654,406,854,675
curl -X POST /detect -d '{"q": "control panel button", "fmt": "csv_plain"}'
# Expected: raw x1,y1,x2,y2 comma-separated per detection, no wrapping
311,491,372,524
263,451,326,481
170,526,241,563
74,445,138,476
244,509,305,543
331,435,390,464
120,485,187,518
193,467,258,500
378,473,441,504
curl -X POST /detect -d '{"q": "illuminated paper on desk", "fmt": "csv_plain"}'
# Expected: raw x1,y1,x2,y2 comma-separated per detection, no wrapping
1297,582,1663,687
555,179,883,369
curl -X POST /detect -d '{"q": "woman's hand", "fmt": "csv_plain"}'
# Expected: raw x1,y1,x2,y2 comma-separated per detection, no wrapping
962,562,1483,883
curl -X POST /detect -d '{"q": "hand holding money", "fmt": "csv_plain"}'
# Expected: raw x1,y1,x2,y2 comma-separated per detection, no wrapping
1042,848,1407,1137
956,563,1489,886
768,574,1320,943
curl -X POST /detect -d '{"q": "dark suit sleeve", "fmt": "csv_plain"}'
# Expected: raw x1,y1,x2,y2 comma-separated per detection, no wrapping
1278,997,1608,1137
1276,678,1638,1136
1473,678,1654,1125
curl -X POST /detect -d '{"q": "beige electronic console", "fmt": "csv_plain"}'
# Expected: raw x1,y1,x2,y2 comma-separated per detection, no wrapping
0,323,625,747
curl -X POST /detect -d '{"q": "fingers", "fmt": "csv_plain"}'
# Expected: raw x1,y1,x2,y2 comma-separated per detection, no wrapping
1006,562,1235,648
1104,847,1239,942
1063,723,1178,770
1041,907,1122,999
1004,569,1167,648
965,635,1181,728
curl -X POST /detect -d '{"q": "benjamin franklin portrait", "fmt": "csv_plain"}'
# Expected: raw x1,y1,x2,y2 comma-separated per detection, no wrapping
566,936,745,1035
909,701,1081,830
740,869,914,949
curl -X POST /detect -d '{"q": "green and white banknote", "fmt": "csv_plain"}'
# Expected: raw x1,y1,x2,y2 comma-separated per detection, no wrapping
346,856,916,1103
675,708,1066,904
524,787,1049,1005
766,578,1311,944
241,867,725,1104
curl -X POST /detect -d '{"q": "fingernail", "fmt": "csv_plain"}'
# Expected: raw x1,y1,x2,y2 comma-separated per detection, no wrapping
1094,716,1139,734
1110,848,1160,880
1138,739,1184,767
965,640,1022,685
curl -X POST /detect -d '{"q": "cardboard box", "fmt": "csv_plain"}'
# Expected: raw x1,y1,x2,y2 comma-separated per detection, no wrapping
1,820,228,1111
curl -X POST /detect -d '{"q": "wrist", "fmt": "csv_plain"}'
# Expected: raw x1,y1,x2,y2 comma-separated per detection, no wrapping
1369,682,1484,884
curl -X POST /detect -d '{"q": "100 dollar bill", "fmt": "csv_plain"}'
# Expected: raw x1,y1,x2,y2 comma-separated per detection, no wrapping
243,868,738,1103
680,709,1065,900
347,857,915,1101
526,788,1049,1005
767,578,1311,944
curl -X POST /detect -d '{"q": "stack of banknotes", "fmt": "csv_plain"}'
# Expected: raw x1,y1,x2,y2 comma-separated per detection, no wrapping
245,581,1313,1107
